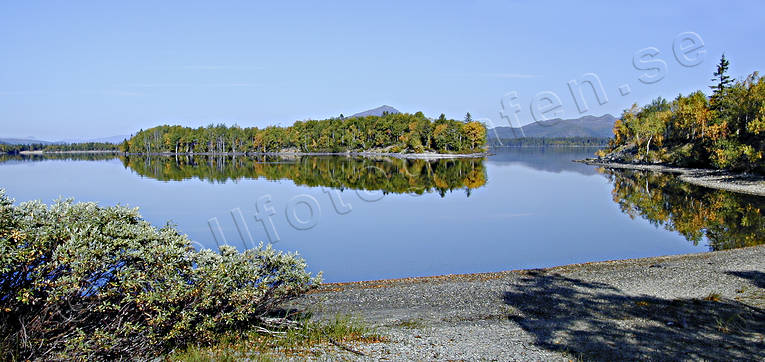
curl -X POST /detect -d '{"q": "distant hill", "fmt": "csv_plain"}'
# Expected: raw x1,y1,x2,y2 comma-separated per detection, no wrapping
0,137,54,145
58,135,131,144
349,105,401,118
1,135,129,145
490,114,616,139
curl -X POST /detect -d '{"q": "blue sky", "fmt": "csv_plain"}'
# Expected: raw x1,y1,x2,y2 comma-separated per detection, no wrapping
1,1,764,140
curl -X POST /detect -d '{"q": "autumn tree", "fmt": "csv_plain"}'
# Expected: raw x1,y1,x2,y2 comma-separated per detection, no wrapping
462,121,487,151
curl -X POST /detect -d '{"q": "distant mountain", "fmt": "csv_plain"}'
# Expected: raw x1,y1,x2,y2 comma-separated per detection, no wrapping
490,114,616,139
1,135,129,145
58,135,131,144
0,137,54,145
92,135,131,144
349,105,401,118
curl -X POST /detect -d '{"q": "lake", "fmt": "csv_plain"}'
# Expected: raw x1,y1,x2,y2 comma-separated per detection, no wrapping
1,148,762,282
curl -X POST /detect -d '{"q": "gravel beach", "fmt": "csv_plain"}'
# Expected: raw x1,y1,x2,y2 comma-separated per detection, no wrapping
295,246,765,360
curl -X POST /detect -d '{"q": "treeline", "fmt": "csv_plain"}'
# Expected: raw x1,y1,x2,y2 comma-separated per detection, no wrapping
121,112,487,155
120,155,486,196
0,143,47,153
0,142,118,154
605,169,765,251
600,55,765,173
489,137,610,147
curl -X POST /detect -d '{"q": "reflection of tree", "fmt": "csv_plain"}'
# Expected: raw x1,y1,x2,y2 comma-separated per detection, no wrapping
0,153,117,163
604,169,765,250
121,155,487,196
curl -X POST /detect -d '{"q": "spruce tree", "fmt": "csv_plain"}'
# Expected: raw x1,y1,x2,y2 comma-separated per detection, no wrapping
710,54,732,111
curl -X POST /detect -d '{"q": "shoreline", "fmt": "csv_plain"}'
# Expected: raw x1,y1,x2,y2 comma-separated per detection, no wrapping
25,150,490,159
20,150,120,155
576,158,765,197
297,245,765,360
122,151,491,159
490,145,607,148
313,245,761,290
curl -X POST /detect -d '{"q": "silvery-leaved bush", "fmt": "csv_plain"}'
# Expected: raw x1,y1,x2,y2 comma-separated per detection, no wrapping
0,189,321,360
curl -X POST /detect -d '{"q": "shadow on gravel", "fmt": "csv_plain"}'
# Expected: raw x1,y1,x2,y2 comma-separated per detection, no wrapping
727,270,765,289
503,270,765,361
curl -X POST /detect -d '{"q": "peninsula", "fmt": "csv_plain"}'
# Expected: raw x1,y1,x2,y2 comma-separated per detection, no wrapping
581,57,765,195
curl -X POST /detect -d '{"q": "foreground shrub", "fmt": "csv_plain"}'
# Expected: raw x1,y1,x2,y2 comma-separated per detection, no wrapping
0,190,321,360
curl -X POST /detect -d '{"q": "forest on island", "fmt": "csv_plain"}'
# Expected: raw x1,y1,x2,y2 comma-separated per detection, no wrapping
599,55,765,174
0,142,118,154
120,112,487,155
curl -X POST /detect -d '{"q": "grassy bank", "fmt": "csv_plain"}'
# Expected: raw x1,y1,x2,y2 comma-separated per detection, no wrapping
168,315,386,361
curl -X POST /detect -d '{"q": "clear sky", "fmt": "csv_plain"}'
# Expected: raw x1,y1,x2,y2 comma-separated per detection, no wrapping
1,1,764,140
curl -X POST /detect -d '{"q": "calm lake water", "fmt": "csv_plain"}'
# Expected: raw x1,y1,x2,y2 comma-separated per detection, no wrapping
1,148,762,282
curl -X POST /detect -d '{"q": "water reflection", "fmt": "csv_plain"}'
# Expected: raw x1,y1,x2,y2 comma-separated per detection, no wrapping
1,148,752,281
0,153,117,163
0,154,487,196
603,169,765,250
489,147,600,176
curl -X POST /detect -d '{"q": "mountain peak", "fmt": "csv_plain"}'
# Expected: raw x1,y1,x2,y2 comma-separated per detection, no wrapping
349,105,401,118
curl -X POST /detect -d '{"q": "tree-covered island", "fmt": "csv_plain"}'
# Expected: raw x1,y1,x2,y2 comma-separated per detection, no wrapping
120,112,488,155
